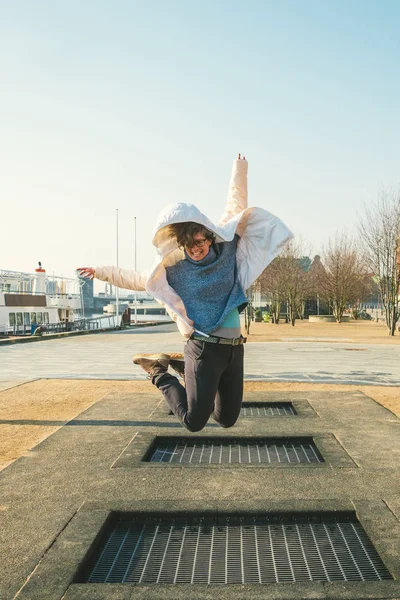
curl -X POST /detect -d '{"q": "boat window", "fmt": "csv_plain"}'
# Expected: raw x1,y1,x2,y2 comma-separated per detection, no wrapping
24,313,30,325
43,312,49,324
30,312,37,324
9,313,15,326
16,313,23,326
37,313,43,324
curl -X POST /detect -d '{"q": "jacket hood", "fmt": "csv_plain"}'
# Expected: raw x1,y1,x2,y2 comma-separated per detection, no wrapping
151,202,233,258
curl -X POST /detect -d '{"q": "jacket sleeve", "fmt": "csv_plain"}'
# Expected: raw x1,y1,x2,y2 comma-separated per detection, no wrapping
94,266,147,291
217,158,248,226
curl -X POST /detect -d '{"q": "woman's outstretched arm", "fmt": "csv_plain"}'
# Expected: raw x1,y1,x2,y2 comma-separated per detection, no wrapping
217,153,248,225
77,266,147,291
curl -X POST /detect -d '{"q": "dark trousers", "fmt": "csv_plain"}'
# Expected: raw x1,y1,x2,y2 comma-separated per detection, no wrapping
154,339,244,432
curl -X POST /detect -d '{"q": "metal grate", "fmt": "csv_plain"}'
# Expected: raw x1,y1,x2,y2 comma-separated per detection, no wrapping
146,437,323,464
78,513,392,584
241,402,297,417
168,402,297,417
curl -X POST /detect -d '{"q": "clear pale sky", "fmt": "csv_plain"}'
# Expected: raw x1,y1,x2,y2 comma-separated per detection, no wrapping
1,1,399,292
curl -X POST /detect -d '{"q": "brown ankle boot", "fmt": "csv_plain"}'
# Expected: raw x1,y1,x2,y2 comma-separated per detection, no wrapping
132,353,170,378
169,353,185,378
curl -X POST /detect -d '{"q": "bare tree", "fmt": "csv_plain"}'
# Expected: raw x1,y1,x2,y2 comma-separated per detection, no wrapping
350,275,374,319
294,256,313,321
258,240,311,326
244,283,257,335
319,233,368,323
257,256,286,324
281,242,311,326
359,190,400,335
307,255,327,316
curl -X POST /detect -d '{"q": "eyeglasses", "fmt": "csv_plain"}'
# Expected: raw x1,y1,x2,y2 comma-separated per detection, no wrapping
185,238,208,248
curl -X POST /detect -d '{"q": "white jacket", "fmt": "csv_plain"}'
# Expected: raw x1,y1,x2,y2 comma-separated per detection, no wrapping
95,159,293,338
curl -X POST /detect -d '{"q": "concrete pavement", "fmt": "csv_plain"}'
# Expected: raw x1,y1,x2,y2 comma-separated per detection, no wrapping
1,325,400,599
1,323,400,385
0,387,399,599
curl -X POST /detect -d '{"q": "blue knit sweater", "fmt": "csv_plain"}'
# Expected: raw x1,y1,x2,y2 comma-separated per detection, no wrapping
165,236,248,335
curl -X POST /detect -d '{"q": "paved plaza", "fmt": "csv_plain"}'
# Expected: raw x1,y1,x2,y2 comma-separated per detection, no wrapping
1,385,399,599
1,323,400,386
1,325,400,599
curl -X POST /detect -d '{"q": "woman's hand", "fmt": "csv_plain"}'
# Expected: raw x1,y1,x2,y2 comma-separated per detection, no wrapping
77,267,95,280
237,153,246,160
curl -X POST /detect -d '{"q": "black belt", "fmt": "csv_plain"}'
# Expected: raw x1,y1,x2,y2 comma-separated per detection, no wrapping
191,333,246,346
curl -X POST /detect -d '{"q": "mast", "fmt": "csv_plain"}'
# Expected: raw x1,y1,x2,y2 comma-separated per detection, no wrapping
134,216,138,323
115,208,119,326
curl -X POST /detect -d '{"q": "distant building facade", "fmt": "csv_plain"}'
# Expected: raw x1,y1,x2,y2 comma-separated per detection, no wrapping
77,274,94,314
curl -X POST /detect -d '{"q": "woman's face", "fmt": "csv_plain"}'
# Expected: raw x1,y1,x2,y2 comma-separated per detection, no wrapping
185,231,212,261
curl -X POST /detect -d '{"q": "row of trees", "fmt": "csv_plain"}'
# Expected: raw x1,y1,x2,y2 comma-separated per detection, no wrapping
252,190,400,336
360,191,400,335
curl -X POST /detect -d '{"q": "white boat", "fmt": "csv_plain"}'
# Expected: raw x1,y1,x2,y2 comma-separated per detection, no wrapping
0,263,84,335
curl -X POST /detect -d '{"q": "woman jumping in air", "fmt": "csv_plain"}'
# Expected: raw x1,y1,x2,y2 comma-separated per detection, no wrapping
78,154,292,432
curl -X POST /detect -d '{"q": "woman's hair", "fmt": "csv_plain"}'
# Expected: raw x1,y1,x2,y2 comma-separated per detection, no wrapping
168,222,215,248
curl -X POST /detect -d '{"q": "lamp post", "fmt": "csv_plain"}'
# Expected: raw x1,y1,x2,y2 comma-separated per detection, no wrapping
115,209,119,327
134,217,138,324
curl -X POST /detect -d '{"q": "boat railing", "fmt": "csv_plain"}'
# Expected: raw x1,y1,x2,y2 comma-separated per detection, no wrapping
1,315,123,337
0,290,47,296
